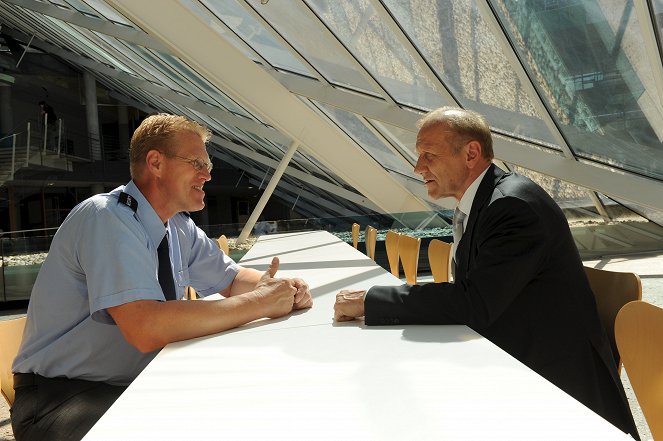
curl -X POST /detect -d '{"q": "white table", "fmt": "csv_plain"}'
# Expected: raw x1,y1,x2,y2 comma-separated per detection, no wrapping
84,231,632,440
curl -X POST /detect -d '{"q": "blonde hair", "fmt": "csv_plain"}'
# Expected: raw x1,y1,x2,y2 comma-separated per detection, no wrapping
417,107,494,160
129,113,211,179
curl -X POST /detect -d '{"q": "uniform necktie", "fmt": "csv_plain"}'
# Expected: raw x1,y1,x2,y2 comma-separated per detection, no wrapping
157,232,177,301
451,207,466,280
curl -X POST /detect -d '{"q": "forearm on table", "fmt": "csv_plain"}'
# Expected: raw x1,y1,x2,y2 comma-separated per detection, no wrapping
222,267,262,297
108,295,266,353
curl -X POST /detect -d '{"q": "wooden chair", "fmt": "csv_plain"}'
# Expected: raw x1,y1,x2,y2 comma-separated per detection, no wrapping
217,234,229,255
186,286,198,301
615,301,663,440
351,223,360,249
398,234,420,285
428,239,452,283
583,266,642,370
385,230,400,278
365,226,377,260
0,316,27,405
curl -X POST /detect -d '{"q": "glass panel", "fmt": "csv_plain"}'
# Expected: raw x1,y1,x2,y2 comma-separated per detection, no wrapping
314,101,418,178
654,0,663,55
384,0,559,147
61,0,99,17
493,1,663,181
192,0,310,75
43,16,134,73
307,0,445,107
245,0,381,95
370,119,418,164
508,163,603,225
82,0,135,26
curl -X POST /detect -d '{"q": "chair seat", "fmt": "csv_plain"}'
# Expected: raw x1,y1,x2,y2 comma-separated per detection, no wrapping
0,316,27,405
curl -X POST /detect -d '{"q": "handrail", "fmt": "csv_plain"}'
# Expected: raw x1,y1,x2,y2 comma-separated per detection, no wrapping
0,227,59,238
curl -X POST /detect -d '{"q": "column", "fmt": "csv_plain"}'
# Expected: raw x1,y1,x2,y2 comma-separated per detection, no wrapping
83,71,101,161
0,83,12,147
117,104,130,159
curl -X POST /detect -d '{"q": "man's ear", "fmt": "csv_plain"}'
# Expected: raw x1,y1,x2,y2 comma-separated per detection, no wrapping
465,140,483,169
145,150,163,178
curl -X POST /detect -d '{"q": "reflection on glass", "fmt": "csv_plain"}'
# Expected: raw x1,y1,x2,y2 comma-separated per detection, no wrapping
492,1,663,180
307,0,445,108
314,101,418,178
383,0,557,147
508,164,603,225
197,0,310,75
82,0,134,26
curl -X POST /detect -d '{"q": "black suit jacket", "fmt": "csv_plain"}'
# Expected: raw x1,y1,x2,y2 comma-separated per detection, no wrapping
365,164,638,438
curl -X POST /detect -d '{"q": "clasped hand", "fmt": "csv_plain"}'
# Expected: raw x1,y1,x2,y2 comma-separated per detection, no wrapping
333,289,366,322
255,257,313,318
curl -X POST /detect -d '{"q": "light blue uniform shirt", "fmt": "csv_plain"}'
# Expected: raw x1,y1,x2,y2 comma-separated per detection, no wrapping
13,181,240,385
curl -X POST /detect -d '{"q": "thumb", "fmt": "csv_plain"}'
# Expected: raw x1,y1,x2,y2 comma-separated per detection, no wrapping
264,256,279,278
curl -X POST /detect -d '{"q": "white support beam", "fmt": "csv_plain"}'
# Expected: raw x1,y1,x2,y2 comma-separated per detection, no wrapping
108,0,432,215
237,141,299,244
494,135,663,211
271,69,663,212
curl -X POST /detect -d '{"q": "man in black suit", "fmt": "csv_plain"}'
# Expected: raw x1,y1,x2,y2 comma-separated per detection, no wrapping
334,107,639,439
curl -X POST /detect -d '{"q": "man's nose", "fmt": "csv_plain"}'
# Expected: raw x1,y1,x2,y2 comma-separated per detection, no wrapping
414,158,425,174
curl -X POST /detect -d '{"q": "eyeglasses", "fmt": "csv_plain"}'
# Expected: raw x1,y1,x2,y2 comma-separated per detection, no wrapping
162,152,213,173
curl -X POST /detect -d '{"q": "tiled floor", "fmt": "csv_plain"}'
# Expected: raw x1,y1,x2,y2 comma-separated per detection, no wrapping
1,251,662,441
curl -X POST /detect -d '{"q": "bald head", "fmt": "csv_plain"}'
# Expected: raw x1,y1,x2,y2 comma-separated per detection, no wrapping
417,107,494,161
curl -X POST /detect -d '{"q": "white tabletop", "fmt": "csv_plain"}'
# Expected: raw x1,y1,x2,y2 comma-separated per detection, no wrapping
84,231,632,440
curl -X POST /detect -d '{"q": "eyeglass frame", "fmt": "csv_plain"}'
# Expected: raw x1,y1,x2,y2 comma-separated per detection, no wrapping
159,151,213,173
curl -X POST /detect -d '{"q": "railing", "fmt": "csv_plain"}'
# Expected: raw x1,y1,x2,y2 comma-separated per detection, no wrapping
3,208,659,304
0,228,57,304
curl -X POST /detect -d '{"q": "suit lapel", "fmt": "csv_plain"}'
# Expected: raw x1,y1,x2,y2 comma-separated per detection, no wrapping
455,164,506,279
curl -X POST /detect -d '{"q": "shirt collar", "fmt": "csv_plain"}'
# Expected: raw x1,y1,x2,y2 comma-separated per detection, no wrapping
122,180,169,246
457,165,490,219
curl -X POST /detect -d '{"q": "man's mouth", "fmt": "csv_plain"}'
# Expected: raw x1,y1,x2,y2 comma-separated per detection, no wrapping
193,185,204,192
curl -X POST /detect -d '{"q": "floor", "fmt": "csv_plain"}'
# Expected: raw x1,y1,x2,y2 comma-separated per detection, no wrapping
1,251,661,441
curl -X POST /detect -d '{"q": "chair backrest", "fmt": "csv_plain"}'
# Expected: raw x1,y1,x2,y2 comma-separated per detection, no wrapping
186,286,198,301
365,226,377,260
583,266,642,369
615,300,663,440
428,239,452,283
217,234,230,255
351,223,360,249
398,234,421,285
385,230,400,278
0,316,27,405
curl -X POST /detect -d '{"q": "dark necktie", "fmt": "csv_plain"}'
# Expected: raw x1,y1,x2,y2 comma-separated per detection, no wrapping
451,207,466,281
157,232,177,301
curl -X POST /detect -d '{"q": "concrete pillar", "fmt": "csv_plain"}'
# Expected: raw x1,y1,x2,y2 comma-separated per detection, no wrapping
0,84,12,145
117,104,130,159
83,71,101,161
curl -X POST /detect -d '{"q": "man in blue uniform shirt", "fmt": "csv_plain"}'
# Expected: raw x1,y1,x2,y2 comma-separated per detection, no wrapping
11,114,313,441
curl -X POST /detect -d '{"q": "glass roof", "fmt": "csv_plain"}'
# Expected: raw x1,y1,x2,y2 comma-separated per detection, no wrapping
1,0,663,235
